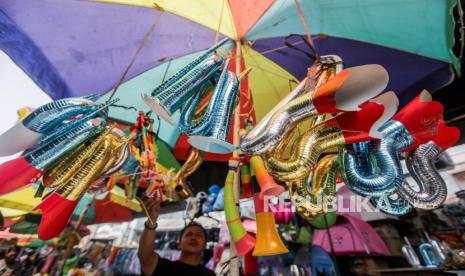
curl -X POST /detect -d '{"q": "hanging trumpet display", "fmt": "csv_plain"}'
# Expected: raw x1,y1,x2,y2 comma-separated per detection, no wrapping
234,58,461,225
0,98,119,195
240,64,389,155
265,93,396,182
143,39,234,126
0,37,462,255
0,93,147,240
0,94,101,156
34,126,132,240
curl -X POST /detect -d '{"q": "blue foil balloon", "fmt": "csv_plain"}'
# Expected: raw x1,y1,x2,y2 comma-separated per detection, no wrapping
25,117,107,170
143,39,234,126
0,97,99,156
188,70,240,154
342,120,413,197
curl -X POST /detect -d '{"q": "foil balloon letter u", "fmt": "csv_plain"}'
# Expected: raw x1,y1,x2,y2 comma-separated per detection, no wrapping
143,39,234,126
240,64,389,155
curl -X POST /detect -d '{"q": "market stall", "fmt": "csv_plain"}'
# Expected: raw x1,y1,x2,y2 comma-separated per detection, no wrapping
1,0,465,275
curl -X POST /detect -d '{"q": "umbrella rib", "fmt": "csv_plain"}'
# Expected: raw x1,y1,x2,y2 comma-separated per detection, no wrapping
214,0,226,44
293,0,319,60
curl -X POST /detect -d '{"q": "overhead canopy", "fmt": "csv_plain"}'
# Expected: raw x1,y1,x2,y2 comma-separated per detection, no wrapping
0,0,459,149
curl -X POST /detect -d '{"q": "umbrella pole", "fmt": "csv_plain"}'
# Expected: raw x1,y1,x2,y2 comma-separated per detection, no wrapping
228,40,243,276
64,194,96,257
75,193,97,231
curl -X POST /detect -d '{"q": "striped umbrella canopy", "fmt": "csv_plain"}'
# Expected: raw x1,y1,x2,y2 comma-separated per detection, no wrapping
0,0,459,159
0,186,142,230
17,237,57,247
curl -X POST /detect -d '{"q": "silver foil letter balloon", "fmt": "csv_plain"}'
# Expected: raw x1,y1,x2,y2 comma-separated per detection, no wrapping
0,96,98,156
398,122,461,209
188,70,240,154
242,55,343,144
143,39,234,126
240,64,389,155
0,117,107,195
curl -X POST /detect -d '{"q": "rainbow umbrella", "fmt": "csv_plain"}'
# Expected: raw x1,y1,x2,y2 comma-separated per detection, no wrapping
0,0,459,152
1,186,142,231
9,214,90,236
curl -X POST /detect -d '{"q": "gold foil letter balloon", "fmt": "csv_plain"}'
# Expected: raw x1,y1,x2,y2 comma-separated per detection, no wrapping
33,127,130,240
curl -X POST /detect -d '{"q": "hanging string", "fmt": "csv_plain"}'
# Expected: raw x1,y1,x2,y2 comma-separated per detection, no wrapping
161,59,172,83
108,12,163,100
214,0,226,44
293,0,320,61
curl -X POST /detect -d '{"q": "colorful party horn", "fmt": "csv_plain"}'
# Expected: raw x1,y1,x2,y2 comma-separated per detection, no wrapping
224,159,255,256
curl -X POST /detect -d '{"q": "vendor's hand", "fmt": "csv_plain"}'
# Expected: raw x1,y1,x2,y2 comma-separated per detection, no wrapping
142,196,160,226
